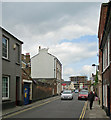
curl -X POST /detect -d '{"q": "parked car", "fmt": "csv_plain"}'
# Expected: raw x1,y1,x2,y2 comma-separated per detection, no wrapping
75,89,79,93
61,90,73,100
78,91,88,100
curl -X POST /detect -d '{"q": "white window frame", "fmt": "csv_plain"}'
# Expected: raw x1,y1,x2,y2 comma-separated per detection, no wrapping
2,36,9,59
103,34,110,72
2,76,9,100
108,33,110,66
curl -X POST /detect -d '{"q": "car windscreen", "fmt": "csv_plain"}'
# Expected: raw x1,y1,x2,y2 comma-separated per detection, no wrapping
63,92,72,94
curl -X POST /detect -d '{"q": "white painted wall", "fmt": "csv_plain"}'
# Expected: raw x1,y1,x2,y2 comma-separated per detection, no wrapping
31,48,55,78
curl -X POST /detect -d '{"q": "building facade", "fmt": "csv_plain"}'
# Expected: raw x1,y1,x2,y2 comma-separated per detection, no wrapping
98,2,108,107
70,76,88,90
2,28,23,109
31,47,62,95
99,1,111,117
61,81,71,90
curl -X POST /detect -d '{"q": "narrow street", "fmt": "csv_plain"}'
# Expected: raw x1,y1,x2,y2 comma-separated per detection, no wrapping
4,93,85,118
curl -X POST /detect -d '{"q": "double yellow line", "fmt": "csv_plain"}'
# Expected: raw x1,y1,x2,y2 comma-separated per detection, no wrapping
79,101,88,120
3,97,60,118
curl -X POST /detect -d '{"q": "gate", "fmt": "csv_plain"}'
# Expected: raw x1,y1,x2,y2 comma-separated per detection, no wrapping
24,84,30,105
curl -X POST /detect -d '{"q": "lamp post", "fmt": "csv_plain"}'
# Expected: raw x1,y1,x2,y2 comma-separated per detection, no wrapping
92,64,99,72
92,64,99,92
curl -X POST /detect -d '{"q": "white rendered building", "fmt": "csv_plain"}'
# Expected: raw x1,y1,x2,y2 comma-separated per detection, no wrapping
31,47,62,94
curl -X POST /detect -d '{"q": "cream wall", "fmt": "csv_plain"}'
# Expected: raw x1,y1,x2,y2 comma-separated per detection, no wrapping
31,49,55,79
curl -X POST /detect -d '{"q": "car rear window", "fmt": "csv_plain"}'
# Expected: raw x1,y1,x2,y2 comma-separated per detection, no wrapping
79,92,88,95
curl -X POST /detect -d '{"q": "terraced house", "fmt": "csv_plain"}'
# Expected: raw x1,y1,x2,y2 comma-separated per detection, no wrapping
98,1,111,117
2,27,23,109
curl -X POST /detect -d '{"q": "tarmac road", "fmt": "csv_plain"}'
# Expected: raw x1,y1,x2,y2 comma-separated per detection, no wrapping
4,93,85,118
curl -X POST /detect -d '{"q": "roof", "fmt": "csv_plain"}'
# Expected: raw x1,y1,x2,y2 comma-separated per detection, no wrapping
98,3,108,38
1,27,23,44
31,48,62,66
100,1,111,49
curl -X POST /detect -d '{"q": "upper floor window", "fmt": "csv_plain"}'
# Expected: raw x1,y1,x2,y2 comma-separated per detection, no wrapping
103,33,110,71
2,37,8,59
16,43,20,63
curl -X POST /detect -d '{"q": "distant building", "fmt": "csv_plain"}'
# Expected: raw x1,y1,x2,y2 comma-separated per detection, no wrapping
21,53,32,105
70,76,88,90
98,1,111,117
2,27,23,109
31,46,62,95
61,81,71,90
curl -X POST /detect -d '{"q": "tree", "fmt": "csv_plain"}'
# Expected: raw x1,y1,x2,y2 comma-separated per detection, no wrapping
93,70,98,86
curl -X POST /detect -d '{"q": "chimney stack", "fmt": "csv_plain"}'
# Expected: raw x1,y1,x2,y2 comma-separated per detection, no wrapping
26,53,30,64
39,46,41,50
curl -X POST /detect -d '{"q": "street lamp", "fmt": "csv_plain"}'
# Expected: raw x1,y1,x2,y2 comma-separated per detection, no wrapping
92,64,99,71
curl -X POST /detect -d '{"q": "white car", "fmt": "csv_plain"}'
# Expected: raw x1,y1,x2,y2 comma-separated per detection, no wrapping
61,90,73,100
75,89,79,93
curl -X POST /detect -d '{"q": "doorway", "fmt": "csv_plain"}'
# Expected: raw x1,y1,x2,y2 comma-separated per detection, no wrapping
16,77,20,105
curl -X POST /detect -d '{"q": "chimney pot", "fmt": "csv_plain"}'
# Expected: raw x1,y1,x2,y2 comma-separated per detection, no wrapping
39,46,41,50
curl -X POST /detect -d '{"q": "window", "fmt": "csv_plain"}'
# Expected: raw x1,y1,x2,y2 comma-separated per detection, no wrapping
2,37,8,59
103,33,110,71
16,43,20,63
2,76,9,99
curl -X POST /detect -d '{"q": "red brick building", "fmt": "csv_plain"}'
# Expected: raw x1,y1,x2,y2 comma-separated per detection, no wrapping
98,1,111,117
98,2,108,107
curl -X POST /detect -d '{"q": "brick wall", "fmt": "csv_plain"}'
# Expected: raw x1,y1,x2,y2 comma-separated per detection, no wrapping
32,82,57,102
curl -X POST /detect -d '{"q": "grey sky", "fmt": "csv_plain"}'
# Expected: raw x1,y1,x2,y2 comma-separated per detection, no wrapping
2,2,103,80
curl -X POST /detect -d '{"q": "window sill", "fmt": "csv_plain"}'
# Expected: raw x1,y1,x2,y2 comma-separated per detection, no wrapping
102,65,110,74
16,62,20,66
2,98,10,102
2,57,10,62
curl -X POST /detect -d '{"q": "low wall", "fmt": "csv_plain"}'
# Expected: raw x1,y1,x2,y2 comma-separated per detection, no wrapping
32,82,57,102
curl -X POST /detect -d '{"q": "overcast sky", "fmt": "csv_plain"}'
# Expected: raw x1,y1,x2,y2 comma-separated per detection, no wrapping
2,1,106,80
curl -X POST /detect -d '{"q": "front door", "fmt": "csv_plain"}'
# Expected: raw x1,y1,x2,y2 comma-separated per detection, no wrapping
24,84,30,105
16,77,20,105
107,85,110,116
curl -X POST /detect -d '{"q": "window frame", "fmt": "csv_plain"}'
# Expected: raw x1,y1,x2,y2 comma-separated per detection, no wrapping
108,33,110,66
2,76,9,100
2,36,9,59
16,43,20,63
103,33,110,72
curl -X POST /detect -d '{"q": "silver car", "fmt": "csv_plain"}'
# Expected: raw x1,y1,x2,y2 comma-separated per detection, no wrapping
61,90,73,100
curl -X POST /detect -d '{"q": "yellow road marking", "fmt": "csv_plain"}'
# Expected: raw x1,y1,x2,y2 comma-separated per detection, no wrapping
79,101,88,120
3,97,60,118
79,102,86,120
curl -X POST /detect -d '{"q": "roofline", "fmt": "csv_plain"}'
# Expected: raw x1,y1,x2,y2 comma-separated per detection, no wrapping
31,53,39,59
98,3,108,38
31,51,62,66
49,53,62,66
1,27,23,44
100,1,111,49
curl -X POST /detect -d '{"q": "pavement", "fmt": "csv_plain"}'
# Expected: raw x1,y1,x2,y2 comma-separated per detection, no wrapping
85,100,110,119
1,96,60,118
